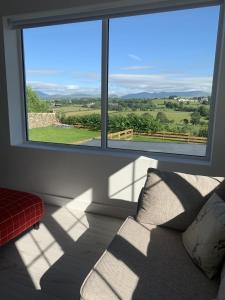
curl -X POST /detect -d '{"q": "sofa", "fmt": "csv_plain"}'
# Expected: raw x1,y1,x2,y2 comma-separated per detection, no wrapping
80,168,225,300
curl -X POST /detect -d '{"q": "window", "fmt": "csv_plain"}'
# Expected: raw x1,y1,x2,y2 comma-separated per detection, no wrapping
21,3,220,157
23,21,102,147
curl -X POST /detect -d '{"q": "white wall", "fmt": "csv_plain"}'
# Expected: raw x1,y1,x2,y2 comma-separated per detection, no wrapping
0,0,224,218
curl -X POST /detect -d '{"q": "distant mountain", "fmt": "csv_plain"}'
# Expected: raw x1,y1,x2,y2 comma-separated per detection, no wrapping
64,93,100,99
121,91,210,100
36,91,99,100
35,90,209,100
109,94,119,99
36,91,49,98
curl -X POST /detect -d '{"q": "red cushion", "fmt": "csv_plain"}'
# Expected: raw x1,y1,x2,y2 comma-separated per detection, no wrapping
0,188,44,246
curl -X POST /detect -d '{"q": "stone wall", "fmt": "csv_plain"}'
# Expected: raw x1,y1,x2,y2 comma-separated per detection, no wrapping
28,113,58,129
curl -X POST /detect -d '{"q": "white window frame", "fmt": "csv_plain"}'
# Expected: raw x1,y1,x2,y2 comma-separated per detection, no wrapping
3,0,225,162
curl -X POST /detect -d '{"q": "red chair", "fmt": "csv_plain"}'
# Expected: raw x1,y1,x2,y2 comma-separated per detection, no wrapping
0,188,44,246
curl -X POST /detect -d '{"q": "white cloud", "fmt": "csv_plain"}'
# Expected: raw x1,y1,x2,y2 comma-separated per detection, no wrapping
128,54,142,62
120,65,152,71
27,81,79,95
27,69,63,76
27,72,212,96
27,81,100,95
66,85,80,90
109,73,212,94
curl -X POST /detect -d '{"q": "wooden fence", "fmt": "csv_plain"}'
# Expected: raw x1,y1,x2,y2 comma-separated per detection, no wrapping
107,129,207,144
73,124,207,144
138,131,207,144
108,129,133,140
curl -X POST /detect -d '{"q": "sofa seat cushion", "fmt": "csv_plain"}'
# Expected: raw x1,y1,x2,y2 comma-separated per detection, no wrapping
80,217,218,300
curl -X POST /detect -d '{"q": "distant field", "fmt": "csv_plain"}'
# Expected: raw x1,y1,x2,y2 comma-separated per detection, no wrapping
114,110,191,122
56,105,192,122
29,126,100,144
54,105,89,113
63,109,101,117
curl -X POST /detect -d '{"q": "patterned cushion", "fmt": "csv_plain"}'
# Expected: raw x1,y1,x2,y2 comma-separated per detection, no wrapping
182,193,225,279
136,168,223,231
0,188,44,246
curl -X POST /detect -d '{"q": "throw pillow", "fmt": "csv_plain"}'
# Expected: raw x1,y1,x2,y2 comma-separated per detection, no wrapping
217,260,225,300
182,193,225,279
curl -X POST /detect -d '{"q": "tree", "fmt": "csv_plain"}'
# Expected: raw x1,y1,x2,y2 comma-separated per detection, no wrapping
190,111,201,125
198,127,208,137
156,111,169,123
27,86,52,113
202,100,208,105
198,105,209,117
183,118,189,125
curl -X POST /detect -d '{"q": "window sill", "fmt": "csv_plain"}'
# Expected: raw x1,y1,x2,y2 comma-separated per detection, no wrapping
11,140,212,166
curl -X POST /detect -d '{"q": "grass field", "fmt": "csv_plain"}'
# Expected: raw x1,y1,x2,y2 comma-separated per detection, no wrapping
29,126,188,144
29,126,100,144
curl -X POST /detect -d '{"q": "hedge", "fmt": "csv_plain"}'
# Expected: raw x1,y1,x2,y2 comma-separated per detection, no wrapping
60,113,208,137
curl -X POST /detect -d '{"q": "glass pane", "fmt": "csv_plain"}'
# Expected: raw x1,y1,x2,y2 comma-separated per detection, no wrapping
108,6,220,156
23,21,102,147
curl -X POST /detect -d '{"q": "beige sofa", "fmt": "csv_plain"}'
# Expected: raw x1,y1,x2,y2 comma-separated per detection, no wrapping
80,169,225,300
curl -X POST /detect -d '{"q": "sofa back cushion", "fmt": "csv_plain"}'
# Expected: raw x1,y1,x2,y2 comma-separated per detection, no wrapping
136,168,223,231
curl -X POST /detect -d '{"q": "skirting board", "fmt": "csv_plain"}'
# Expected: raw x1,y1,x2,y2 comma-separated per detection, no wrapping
36,192,137,219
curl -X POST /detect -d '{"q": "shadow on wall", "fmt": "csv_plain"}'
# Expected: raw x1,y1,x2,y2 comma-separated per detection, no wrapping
35,156,154,219
0,147,148,204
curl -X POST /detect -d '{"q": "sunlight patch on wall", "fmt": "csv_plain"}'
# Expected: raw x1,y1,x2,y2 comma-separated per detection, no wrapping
65,188,93,211
109,158,157,202
109,162,134,201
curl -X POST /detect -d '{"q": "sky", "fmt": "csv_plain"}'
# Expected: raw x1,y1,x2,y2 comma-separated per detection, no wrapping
23,5,220,96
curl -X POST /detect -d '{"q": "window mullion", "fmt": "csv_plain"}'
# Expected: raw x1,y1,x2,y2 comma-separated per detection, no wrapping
101,18,109,149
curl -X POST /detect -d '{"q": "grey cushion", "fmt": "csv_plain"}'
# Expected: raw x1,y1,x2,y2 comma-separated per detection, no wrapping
217,261,225,299
182,193,225,279
215,180,225,200
80,217,218,300
136,168,223,231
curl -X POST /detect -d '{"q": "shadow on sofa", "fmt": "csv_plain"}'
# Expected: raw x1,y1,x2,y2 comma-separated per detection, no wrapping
80,219,219,300
80,170,224,300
